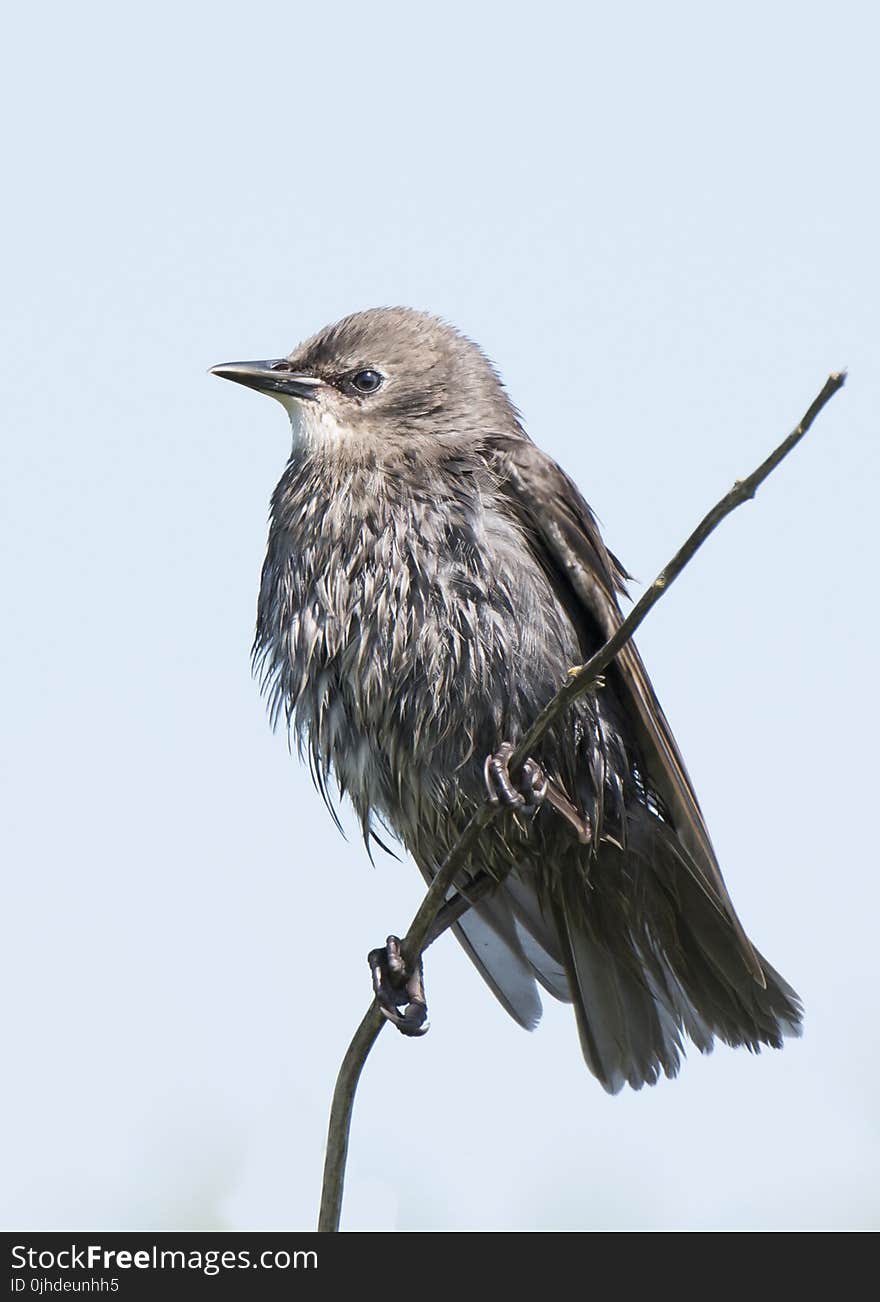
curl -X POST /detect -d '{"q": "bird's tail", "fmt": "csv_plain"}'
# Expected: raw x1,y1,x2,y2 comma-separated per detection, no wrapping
546,810,802,1093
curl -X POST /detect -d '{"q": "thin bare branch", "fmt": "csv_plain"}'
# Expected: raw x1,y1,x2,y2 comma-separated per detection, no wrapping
317,371,845,1232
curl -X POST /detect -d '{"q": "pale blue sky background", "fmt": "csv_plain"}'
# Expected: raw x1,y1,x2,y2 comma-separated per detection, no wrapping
2,1,877,1231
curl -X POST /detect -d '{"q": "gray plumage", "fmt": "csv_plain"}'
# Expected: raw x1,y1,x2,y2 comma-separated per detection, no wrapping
213,307,802,1093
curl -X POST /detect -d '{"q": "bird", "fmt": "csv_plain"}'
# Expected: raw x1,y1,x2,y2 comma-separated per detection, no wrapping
211,307,802,1093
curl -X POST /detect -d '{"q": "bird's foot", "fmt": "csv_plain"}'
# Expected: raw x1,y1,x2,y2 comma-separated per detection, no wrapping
484,742,547,812
368,936,429,1036
484,742,592,844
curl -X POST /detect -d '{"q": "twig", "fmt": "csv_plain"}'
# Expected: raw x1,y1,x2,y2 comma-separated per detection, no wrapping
317,869,502,1223
317,371,846,1232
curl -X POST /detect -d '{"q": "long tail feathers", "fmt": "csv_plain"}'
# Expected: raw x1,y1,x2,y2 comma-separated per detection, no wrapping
419,807,801,1093
442,823,799,1092
547,811,802,1092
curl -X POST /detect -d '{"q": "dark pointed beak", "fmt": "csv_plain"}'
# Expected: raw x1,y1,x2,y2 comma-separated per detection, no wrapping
209,360,324,400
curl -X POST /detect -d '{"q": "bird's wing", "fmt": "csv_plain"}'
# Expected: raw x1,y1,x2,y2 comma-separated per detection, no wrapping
491,435,765,986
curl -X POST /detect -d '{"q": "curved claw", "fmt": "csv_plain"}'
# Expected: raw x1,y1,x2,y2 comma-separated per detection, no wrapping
521,757,549,806
485,742,593,844
484,742,527,808
368,936,430,1037
484,743,547,813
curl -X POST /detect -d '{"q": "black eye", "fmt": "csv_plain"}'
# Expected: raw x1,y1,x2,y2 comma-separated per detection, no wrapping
350,368,384,394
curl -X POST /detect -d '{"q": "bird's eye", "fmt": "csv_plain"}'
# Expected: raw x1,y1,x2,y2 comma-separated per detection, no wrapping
350,368,384,395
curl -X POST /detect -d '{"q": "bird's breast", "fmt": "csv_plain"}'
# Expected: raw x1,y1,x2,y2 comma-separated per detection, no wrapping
254,463,580,827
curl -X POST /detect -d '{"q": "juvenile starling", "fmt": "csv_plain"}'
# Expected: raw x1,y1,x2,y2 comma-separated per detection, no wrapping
212,308,801,1092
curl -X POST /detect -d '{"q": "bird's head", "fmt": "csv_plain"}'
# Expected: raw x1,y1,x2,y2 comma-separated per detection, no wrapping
211,307,521,462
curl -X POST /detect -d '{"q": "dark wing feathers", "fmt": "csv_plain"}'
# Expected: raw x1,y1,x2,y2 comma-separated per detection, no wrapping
497,438,766,987
404,435,798,1092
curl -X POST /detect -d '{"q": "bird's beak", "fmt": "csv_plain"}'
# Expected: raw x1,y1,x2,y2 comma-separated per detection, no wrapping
209,360,324,401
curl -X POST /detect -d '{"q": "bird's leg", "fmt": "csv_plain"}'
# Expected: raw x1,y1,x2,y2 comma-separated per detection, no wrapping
484,742,592,845
367,936,429,1037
